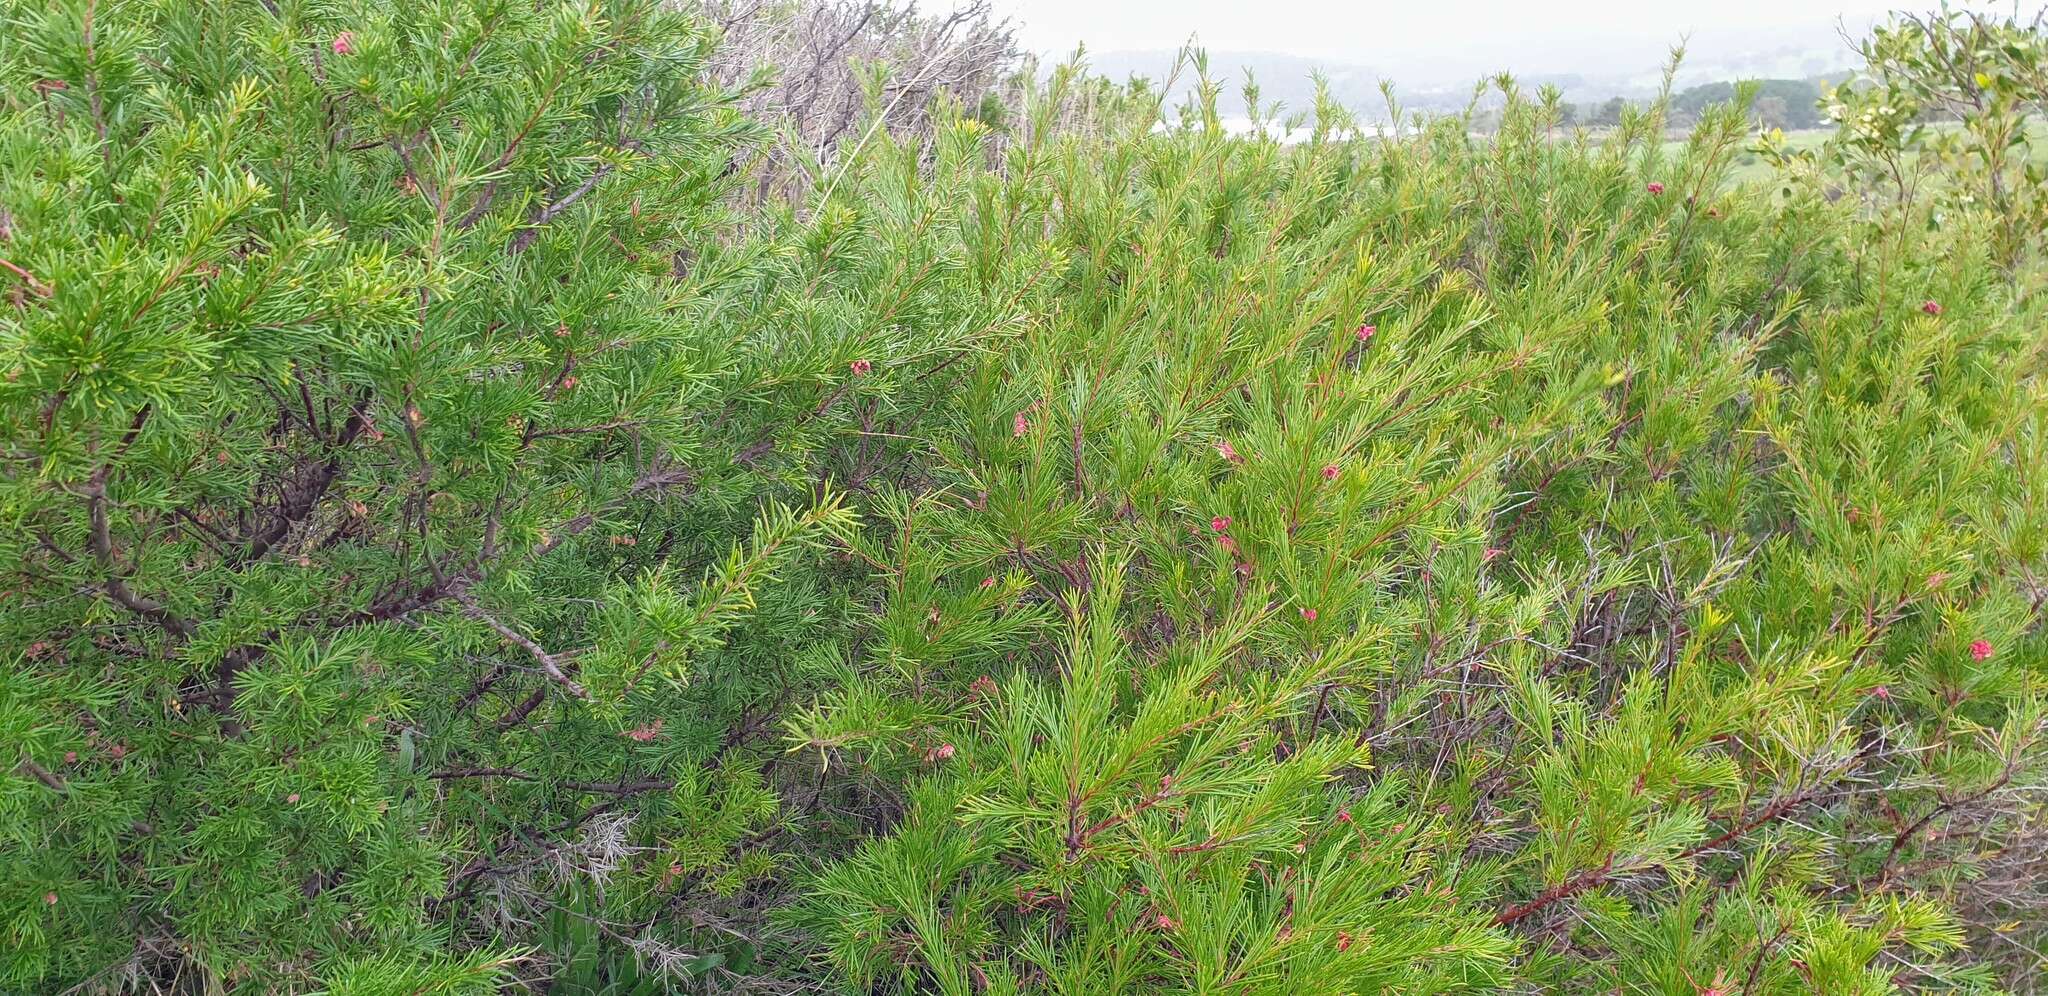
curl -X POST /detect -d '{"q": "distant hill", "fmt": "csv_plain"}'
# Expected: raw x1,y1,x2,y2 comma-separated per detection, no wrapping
1069,42,1863,125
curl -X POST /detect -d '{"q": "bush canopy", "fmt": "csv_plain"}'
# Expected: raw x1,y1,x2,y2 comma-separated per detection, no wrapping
2,1,2043,993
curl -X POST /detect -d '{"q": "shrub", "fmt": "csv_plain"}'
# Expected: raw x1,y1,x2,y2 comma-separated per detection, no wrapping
3,2,2043,993
699,0,1028,203
0,0,824,988
780,59,2046,996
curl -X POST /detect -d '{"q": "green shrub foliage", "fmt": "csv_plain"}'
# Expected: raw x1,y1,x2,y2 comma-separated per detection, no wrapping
2,1,2043,993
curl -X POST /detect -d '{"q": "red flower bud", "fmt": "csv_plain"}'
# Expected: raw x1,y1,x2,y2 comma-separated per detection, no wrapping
330,32,356,56
849,359,872,375
1210,516,1231,532
1921,300,1943,316
1970,639,1994,661
1645,181,1665,195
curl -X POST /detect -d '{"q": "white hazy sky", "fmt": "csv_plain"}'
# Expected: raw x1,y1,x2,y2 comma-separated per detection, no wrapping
984,0,1955,82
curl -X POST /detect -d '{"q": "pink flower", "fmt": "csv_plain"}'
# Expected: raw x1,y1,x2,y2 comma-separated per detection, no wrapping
1155,913,1176,930
1217,438,1242,464
1300,607,1318,621
330,32,356,56
1336,931,1353,952
287,792,301,803
1210,516,1232,533
43,892,57,906
849,359,872,376
1871,685,1891,701
1321,464,1340,481
1013,412,1030,437
935,743,955,759
1337,807,1352,824
106,743,126,760
62,751,76,764
1355,324,1376,342
624,718,665,742
1482,547,1505,563
1646,181,1665,195
980,576,997,589
1970,639,1994,662
1921,300,1943,316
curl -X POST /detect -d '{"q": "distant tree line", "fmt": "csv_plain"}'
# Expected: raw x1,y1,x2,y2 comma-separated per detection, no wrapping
1554,76,1846,131
1669,77,1834,128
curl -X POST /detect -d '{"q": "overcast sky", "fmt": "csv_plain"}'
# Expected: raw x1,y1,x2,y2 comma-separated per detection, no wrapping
985,0,1966,84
